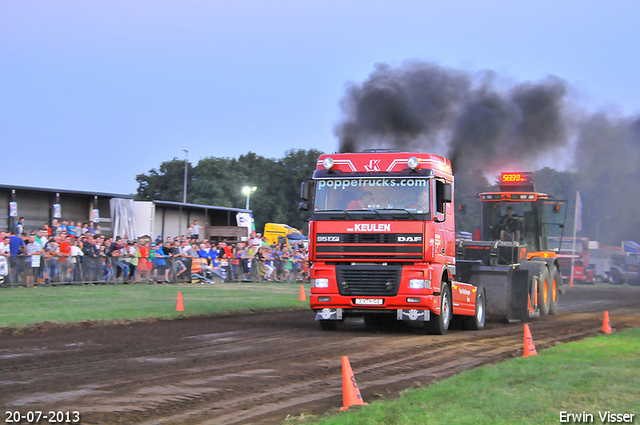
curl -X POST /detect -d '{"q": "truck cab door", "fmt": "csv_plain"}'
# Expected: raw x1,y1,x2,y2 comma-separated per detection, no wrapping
541,200,567,252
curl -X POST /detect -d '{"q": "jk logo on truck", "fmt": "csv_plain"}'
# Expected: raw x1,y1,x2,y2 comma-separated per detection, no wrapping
364,159,381,172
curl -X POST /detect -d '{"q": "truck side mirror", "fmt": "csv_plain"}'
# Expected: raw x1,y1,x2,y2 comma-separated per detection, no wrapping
299,201,309,212
443,183,452,203
300,180,310,201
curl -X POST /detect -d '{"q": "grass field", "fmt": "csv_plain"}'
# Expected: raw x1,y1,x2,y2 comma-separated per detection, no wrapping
292,327,640,425
3,284,639,425
0,282,308,327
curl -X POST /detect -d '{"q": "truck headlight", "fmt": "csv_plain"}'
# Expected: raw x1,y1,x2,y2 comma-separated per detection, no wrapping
312,278,329,288
409,279,431,289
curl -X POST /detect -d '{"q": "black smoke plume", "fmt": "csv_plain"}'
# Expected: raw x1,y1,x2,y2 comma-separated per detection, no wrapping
335,62,569,174
335,61,640,244
573,113,640,244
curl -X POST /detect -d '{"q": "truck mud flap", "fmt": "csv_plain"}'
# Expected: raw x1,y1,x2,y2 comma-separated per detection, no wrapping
466,266,529,322
508,269,530,322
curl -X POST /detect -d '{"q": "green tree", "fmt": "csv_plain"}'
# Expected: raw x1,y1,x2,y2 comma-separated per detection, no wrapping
135,149,324,235
135,158,194,202
190,156,246,208
271,149,324,232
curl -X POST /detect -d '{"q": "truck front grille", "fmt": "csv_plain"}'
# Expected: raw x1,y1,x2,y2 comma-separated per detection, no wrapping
314,233,423,261
335,265,401,296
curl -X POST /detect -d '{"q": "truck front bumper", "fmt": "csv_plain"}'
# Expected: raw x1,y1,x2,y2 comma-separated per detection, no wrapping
311,294,439,319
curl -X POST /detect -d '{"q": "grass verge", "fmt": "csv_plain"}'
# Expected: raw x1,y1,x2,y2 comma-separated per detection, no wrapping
0,282,308,328
292,327,640,425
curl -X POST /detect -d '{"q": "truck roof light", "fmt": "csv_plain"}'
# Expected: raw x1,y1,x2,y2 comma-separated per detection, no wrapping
323,157,334,170
407,156,419,169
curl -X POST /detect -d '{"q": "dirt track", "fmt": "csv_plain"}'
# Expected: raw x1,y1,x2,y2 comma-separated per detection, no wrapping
2,284,640,425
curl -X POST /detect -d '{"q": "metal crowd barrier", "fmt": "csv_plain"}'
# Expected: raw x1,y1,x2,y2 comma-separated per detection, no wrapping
0,255,170,286
0,255,304,286
0,255,114,286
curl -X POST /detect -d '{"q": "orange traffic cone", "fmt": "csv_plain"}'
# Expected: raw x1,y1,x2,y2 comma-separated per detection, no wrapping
602,310,612,334
523,324,537,357
299,284,307,302
176,291,184,312
339,356,367,412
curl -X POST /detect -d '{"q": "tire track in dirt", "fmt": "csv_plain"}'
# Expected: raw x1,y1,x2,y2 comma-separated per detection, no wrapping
129,319,613,425
1,285,639,425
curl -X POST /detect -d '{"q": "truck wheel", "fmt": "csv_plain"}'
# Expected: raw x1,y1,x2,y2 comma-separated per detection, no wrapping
319,320,338,331
464,286,485,331
538,267,551,316
426,283,452,335
548,266,560,315
610,268,623,285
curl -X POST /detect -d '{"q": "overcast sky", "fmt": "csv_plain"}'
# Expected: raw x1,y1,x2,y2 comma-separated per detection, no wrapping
2,1,639,195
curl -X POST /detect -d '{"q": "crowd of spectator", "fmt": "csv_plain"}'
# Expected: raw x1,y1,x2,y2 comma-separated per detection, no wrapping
0,219,309,286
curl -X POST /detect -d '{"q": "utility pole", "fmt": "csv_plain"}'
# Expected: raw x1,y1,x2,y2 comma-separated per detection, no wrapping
183,149,188,204
179,149,188,237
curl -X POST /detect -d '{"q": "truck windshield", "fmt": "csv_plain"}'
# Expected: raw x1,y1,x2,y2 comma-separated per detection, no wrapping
482,200,537,246
314,177,431,212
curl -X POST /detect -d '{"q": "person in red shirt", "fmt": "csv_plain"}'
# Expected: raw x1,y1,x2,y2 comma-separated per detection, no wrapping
58,235,72,282
58,235,71,258
138,240,151,283
217,241,233,282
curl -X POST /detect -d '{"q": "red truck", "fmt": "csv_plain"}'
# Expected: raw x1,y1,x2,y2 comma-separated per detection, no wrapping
547,237,595,284
300,150,482,334
300,152,568,333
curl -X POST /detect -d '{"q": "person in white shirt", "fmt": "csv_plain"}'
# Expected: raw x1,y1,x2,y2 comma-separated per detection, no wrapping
25,234,42,285
192,220,202,240
0,236,10,256
0,236,9,281
69,239,84,282
251,233,262,249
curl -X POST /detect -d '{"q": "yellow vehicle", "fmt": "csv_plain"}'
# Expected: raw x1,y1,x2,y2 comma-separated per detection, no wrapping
263,223,307,248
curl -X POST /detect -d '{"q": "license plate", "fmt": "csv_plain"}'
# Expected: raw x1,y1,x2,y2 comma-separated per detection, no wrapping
354,298,384,305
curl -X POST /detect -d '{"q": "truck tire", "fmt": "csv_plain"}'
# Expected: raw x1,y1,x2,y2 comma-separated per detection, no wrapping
548,266,560,315
538,267,551,316
609,268,623,285
319,320,339,331
426,282,452,335
464,286,486,330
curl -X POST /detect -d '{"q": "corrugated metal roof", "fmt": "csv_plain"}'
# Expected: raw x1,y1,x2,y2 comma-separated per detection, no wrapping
0,184,250,212
145,200,251,213
0,184,133,199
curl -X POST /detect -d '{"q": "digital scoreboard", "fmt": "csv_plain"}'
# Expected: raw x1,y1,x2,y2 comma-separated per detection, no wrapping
500,172,533,185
